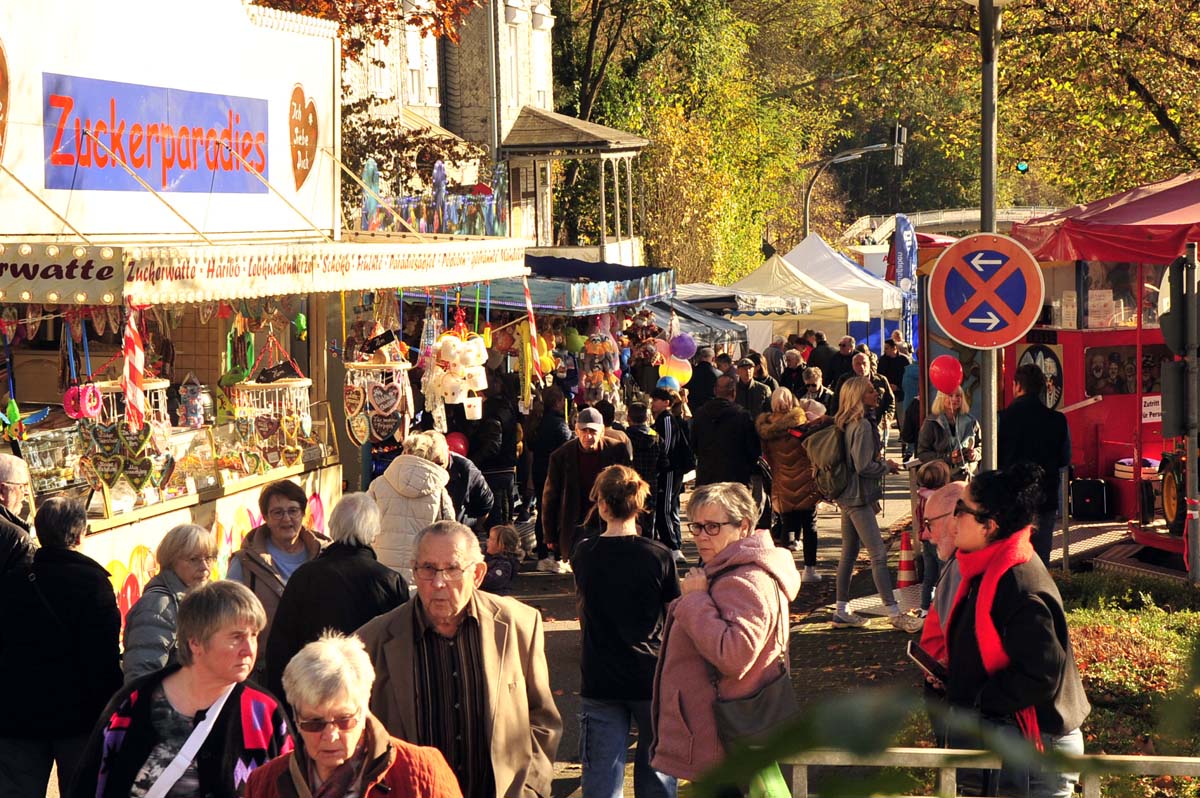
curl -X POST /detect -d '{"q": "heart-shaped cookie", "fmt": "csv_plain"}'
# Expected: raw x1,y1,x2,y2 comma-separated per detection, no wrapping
369,413,400,442
120,423,153,456
94,454,124,488
76,456,100,489
150,420,171,454
347,413,370,447
154,454,177,488
255,414,281,440
289,84,318,191
280,413,301,444
234,415,253,442
262,445,283,470
244,451,265,475
299,412,313,438
344,385,367,418
90,422,122,455
123,456,155,491
282,445,304,467
368,381,401,415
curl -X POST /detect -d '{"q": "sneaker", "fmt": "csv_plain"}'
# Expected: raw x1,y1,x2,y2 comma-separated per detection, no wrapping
536,557,563,573
916,608,929,619
802,566,822,583
788,541,802,552
830,611,868,629
890,613,924,633
672,550,688,565
559,559,573,574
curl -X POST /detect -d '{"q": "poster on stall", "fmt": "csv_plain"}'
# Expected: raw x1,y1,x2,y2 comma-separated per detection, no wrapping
1083,344,1172,396
1015,342,1064,409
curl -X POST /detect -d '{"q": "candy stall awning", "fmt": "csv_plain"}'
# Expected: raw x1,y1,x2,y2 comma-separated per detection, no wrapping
649,298,748,346
0,238,530,306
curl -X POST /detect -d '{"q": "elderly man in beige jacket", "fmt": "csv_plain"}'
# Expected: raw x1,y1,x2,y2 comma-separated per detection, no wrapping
357,520,561,798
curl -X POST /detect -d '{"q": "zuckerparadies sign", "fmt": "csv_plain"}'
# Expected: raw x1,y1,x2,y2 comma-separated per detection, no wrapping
42,73,269,193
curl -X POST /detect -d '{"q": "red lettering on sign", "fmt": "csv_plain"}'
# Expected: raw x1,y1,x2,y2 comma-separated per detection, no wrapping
130,123,144,167
108,99,127,166
92,119,108,167
48,94,76,165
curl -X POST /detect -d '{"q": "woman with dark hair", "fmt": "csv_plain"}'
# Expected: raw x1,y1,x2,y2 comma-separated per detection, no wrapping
946,464,1090,797
0,498,121,797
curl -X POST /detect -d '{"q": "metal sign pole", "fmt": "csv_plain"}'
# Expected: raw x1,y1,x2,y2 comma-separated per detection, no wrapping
979,0,1000,470
1186,242,1199,584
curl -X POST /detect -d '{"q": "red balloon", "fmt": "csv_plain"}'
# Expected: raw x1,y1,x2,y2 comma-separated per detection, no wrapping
446,432,469,456
929,355,964,395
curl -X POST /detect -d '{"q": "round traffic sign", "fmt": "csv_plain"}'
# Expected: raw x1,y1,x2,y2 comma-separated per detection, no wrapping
928,233,1045,350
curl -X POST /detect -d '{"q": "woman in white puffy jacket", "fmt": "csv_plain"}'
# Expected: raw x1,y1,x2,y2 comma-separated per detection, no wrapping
368,430,457,583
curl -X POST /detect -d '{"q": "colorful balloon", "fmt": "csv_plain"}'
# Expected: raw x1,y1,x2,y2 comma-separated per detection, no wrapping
656,375,681,391
669,334,697,360
653,338,672,358
929,355,964,395
661,355,693,386
446,432,469,456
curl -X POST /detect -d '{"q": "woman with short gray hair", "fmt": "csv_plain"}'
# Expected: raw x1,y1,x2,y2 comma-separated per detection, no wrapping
247,633,461,798
369,431,456,581
265,493,410,703
122,523,218,683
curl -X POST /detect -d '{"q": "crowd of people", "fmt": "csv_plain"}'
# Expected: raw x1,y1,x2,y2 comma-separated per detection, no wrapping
0,326,1090,798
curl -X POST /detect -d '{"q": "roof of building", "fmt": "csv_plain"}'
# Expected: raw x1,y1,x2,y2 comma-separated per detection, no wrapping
499,106,649,156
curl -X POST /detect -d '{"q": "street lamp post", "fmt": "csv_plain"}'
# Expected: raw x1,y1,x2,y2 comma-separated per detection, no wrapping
802,142,892,240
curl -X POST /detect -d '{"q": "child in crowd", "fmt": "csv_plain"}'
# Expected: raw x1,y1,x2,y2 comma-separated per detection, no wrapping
914,459,952,616
624,402,665,539
483,524,524,594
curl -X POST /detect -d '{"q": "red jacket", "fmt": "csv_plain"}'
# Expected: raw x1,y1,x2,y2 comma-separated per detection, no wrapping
245,714,462,798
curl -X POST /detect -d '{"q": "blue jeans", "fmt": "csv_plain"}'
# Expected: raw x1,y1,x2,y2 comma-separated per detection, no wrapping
836,504,897,609
580,698,677,798
948,710,1083,798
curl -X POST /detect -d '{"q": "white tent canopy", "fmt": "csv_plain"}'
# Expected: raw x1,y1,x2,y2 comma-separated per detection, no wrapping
728,254,869,326
782,234,904,319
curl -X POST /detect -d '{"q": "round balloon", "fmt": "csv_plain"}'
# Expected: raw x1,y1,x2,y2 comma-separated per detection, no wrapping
446,432,469,456
662,355,693,386
669,334,697,360
653,338,672,358
656,375,681,391
929,355,964,395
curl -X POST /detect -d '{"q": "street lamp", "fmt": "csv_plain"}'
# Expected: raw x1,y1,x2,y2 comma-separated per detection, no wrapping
802,142,893,239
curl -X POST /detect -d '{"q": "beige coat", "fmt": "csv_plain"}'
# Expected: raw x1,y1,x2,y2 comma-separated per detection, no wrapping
229,524,326,652
356,591,562,798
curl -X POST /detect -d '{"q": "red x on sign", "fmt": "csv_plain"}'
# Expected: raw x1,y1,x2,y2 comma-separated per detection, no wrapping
928,233,1045,350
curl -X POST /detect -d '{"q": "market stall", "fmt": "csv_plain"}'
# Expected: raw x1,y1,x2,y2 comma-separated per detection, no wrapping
648,297,748,352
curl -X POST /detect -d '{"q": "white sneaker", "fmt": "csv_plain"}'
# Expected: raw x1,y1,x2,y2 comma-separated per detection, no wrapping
559,559,573,574
788,541,802,552
537,557,563,573
830,611,868,629
890,613,924,634
803,566,822,583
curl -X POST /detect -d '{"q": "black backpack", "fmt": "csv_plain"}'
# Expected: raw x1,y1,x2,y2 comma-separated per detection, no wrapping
667,417,696,474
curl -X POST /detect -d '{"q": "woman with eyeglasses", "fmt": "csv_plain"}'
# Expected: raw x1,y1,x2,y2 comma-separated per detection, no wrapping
71,581,293,798
650,482,800,784
572,465,680,798
916,386,982,481
228,480,328,672
830,377,922,633
246,633,460,798
122,523,218,683
944,464,1090,798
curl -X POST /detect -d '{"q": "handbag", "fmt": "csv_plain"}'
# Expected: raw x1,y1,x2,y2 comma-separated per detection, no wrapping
706,570,799,748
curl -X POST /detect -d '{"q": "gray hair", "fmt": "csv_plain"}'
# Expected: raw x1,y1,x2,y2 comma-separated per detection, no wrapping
0,454,28,483
802,366,822,381
413,520,482,563
156,524,216,574
687,482,758,528
784,350,802,366
402,430,450,469
328,492,380,547
283,633,375,715
34,497,88,549
176,581,266,667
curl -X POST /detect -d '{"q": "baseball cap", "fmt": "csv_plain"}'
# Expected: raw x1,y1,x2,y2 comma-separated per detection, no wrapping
736,358,754,368
576,407,605,432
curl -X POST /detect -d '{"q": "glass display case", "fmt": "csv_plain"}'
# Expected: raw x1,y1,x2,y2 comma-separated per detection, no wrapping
17,424,90,504
161,426,221,497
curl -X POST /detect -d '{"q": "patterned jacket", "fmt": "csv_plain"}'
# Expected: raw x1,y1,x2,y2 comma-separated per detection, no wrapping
70,666,293,798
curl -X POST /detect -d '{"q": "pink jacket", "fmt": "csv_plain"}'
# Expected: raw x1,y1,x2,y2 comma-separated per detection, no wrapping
650,531,801,781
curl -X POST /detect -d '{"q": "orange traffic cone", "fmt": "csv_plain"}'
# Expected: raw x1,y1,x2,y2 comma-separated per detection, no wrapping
896,528,918,588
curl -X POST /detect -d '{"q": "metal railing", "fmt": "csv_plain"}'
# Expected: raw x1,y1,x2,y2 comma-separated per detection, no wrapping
783,746,1200,798
840,208,1060,244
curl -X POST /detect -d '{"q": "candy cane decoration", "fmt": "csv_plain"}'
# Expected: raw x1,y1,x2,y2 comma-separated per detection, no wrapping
122,305,146,431
522,277,543,379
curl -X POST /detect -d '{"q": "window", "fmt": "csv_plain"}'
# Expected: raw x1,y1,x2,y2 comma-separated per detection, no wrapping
409,69,423,104
506,26,520,107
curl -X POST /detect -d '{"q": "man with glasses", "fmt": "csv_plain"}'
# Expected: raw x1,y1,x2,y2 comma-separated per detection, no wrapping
916,482,966,668
0,454,34,577
358,521,562,798
801,366,834,408
825,335,857,387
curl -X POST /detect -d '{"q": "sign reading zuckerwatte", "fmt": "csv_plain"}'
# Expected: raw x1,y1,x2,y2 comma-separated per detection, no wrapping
42,73,269,193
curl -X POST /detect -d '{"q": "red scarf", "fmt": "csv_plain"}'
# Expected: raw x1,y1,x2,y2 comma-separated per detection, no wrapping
945,526,1044,751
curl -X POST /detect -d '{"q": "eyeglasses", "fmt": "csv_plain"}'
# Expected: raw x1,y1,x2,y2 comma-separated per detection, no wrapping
686,520,738,537
184,555,217,567
267,507,304,520
296,713,361,733
921,511,953,531
954,500,991,524
414,563,477,582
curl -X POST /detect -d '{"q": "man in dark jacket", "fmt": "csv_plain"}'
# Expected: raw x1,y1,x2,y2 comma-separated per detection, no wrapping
0,497,121,797
0,455,35,577
532,387,572,568
825,335,858,387
447,451,495,528
877,339,912,406
998,363,1071,565
735,358,771,417
687,346,722,408
265,493,409,704
805,330,838,378
470,386,520,524
690,375,760,486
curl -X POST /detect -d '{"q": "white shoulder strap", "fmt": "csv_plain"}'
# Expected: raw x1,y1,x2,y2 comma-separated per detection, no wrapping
143,682,237,798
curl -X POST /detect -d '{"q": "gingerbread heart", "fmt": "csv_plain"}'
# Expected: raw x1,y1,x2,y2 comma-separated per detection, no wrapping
244,451,265,475
289,84,318,191
123,456,155,491
94,454,124,488
344,385,367,418
262,445,283,470
369,413,400,442
234,416,253,442
280,413,301,444
368,381,401,415
120,423,153,456
150,420,171,454
76,456,100,490
90,422,122,456
154,454,177,488
255,414,281,440
347,413,370,447
282,445,304,467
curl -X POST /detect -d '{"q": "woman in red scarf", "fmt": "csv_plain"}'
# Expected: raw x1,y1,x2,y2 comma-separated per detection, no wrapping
945,464,1090,798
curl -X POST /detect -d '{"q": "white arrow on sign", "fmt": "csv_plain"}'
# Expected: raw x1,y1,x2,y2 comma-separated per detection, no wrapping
967,310,1001,330
969,252,1003,272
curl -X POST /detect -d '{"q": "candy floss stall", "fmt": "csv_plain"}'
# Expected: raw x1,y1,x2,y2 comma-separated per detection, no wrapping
0,0,529,616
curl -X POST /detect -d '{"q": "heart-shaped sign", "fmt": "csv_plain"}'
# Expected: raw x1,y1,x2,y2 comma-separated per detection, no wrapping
90,422,122,455
347,414,370,447
289,84,318,191
368,381,401,415
262,445,283,469
282,445,303,467
369,413,401,442
280,413,301,443
154,454,177,488
255,414,281,440
344,385,367,418
94,454,124,488
120,423,153,456
76,456,100,490
244,451,265,475
198,302,216,325
124,456,155,491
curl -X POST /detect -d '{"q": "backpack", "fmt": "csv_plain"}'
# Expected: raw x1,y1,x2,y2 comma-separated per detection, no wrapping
666,416,696,474
801,423,849,501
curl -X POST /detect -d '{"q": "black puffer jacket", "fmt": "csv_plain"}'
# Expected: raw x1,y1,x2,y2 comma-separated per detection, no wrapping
690,398,759,486
0,546,122,737
0,504,34,578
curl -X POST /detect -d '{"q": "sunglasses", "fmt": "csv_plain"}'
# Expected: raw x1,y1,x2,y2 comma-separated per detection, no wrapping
296,713,361,733
921,511,953,531
805,383,818,388
954,500,991,524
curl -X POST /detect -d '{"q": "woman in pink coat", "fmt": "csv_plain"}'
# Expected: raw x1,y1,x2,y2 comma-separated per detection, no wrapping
649,482,801,783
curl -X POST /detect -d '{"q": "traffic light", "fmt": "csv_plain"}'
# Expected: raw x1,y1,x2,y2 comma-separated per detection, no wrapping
1016,160,1029,174
1160,256,1187,355
893,123,907,167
